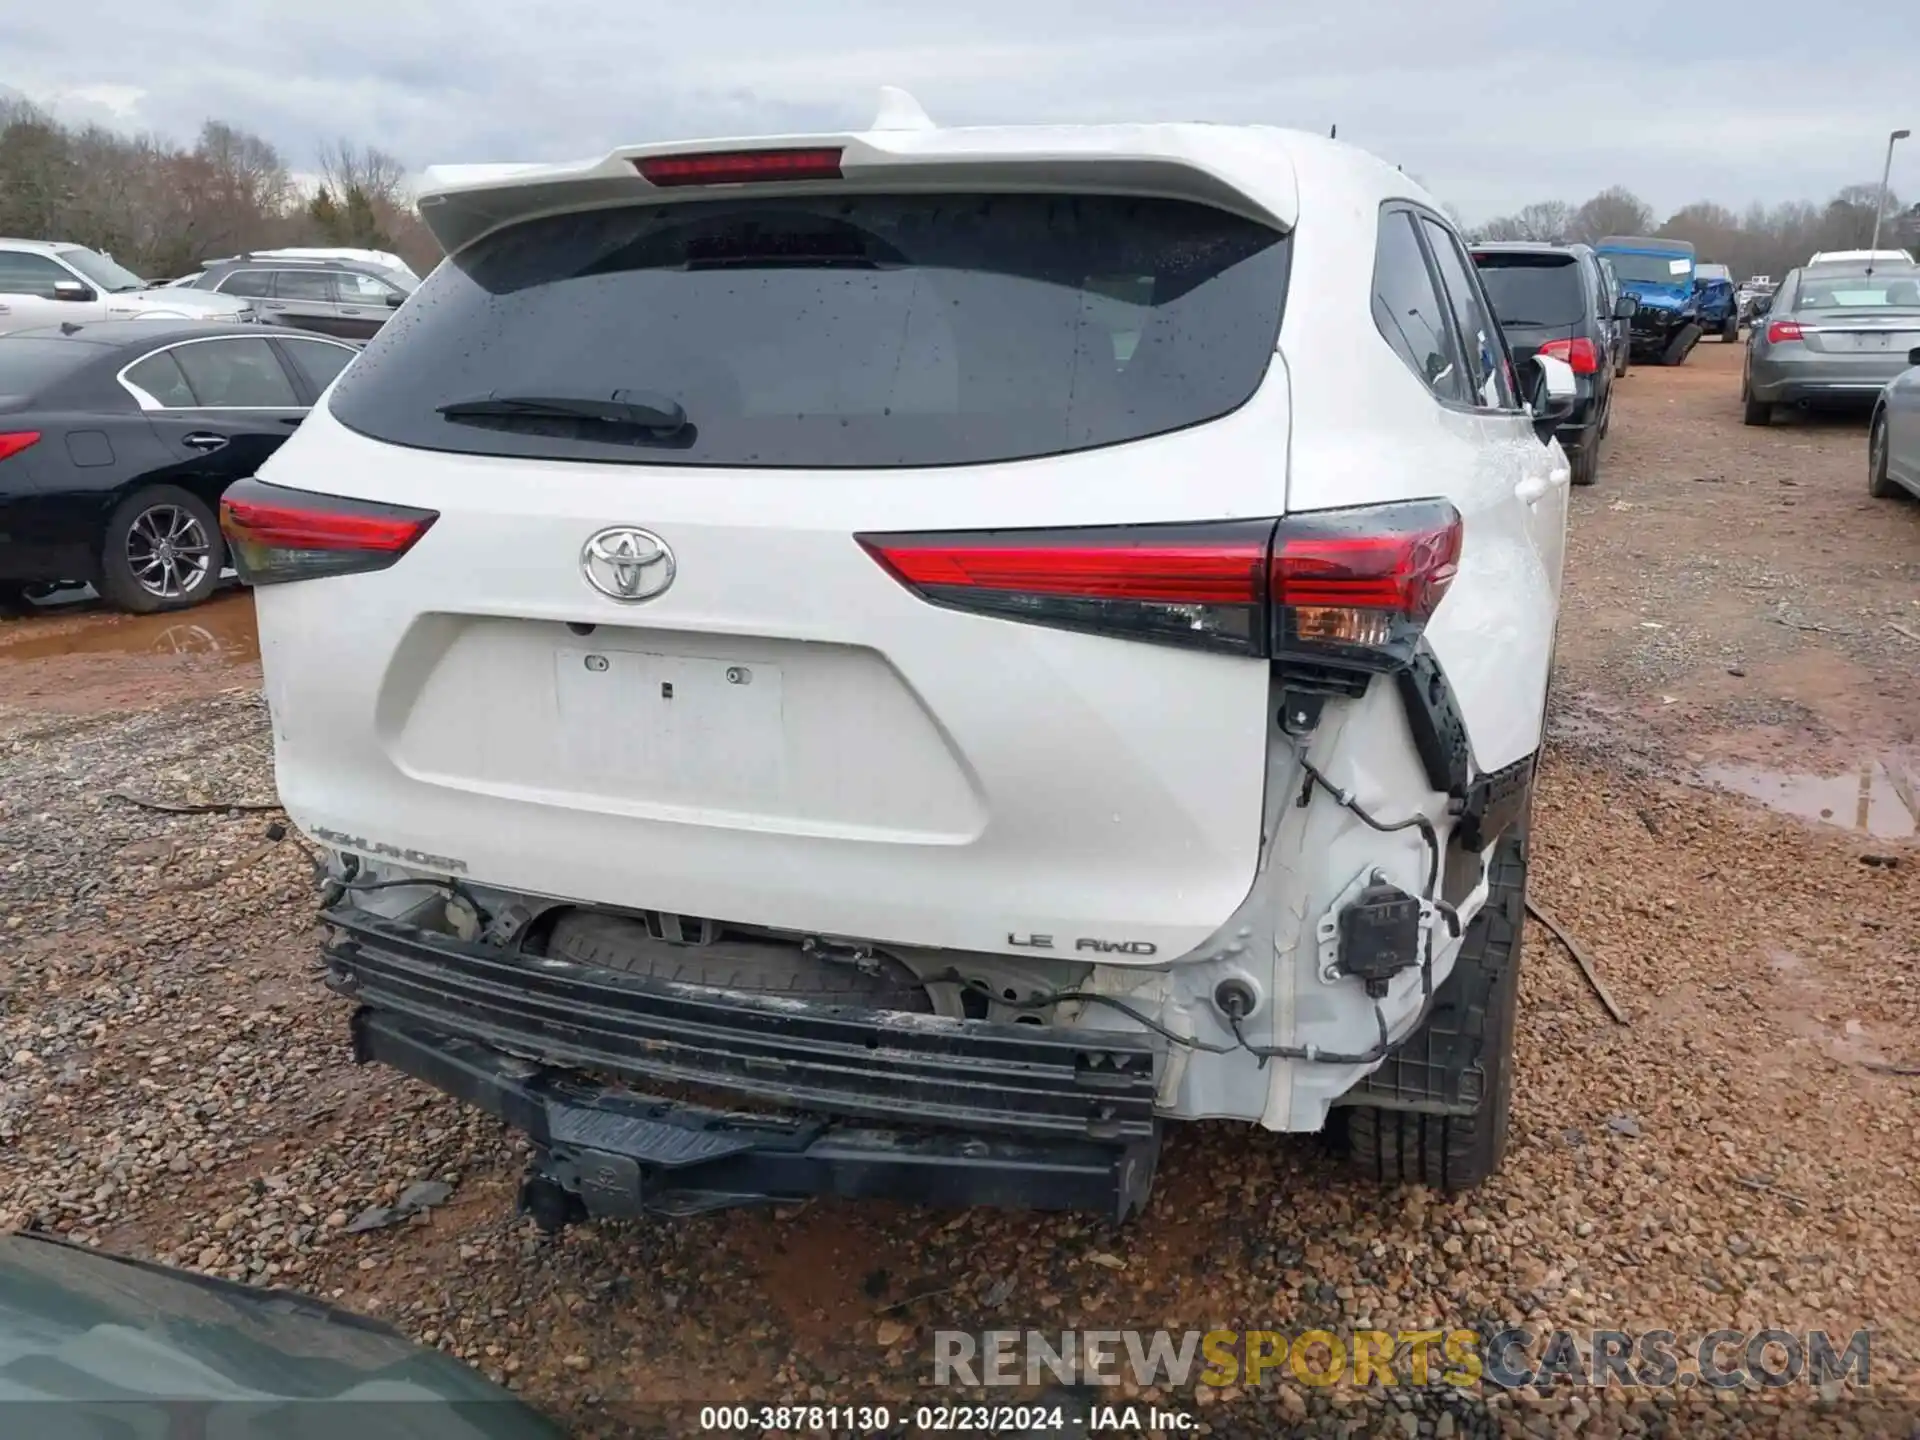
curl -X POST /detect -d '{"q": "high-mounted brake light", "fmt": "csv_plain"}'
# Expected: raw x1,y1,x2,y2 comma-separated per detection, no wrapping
636,148,845,187
1536,337,1599,375
858,499,1463,669
0,431,41,463
219,478,437,586
1766,320,1804,343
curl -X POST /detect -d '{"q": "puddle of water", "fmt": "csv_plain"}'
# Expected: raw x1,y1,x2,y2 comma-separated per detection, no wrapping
1702,757,1917,840
0,593,259,666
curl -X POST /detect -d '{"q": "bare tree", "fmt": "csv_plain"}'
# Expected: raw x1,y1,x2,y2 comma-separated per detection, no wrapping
0,98,75,242
1513,201,1572,242
315,139,408,207
1568,187,1656,243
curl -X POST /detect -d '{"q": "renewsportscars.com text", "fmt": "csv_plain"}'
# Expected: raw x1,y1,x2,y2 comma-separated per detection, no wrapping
934,1327,1873,1391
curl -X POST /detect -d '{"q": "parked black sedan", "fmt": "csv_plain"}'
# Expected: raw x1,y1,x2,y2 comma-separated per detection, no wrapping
0,320,358,613
1470,241,1637,487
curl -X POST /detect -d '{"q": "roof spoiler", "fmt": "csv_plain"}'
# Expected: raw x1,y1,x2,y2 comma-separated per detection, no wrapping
417,92,1298,256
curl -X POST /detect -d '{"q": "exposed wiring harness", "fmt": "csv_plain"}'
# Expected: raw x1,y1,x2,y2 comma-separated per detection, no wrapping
995,756,1467,1066
318,854,483,916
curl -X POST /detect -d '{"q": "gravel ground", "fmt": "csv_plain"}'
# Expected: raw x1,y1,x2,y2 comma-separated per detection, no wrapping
3,344,1919,1438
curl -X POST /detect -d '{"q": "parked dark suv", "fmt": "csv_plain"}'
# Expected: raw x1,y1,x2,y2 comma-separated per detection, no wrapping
1470,241,1635,486
184,257,411,340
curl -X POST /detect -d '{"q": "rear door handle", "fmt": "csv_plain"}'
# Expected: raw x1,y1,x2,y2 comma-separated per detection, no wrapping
1515,474,1552,503
182,432,229,452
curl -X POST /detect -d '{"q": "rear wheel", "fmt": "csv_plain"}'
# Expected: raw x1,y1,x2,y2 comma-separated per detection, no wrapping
97,486,224,614
1869,411,1902,499
1336,808,1528,1190
1743,396,1772,427
1569,438,1600,487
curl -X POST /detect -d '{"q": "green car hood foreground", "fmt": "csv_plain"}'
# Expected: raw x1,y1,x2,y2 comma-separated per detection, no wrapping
0,1232,567,1439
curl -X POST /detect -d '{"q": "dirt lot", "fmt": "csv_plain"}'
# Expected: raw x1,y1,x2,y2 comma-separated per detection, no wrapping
3,341,1919,1437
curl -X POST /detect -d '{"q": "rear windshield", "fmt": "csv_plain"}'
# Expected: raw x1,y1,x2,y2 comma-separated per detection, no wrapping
1470,256,1586,327
1603,252,1692,285
328,193,1290,468
0,339,100,398
1795,274,1920,310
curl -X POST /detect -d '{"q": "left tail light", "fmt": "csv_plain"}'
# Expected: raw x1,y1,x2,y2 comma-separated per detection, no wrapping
0,431,42,463
857,499,1462,671
220,478,437,585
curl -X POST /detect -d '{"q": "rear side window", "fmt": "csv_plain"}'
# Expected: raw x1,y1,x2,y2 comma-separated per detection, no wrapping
217,270,275,298
1422,219,1514,409
273,270,336,302
171,338,300,407
1472,255,1587,328
1371,211,1468,404
281,337,356,393
123,350,198,407
328,193,1290,468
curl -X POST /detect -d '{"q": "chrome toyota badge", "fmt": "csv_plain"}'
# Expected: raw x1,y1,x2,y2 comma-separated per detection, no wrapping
580,526,676,602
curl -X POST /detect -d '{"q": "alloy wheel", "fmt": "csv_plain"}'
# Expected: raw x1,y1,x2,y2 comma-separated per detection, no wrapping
126,504,212,600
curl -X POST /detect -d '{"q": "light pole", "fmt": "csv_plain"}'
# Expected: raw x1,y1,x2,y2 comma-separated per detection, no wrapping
1868,127,1911,258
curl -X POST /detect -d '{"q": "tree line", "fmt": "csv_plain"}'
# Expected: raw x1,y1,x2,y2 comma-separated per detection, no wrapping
0,97,439,281
1472,184,1919,280
6,97,1917,287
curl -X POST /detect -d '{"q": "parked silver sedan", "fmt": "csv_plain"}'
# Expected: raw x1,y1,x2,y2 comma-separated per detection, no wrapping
1869,347,1920,500
1743,265,1920,426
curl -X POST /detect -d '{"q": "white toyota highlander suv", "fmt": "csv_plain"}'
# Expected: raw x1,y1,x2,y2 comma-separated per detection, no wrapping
229,109,1576,1226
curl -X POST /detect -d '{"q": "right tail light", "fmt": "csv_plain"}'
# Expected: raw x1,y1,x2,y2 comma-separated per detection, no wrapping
858,499,1462,672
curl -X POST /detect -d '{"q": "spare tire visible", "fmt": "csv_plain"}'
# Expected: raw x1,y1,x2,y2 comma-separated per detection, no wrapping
544,909,933,1012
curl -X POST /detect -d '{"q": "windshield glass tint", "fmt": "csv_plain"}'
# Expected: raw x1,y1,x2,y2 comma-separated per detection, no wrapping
328,193,1289,468
58,247,148,293
1797,275,1920,309
1471,258,1585,326
1604,253,1692,285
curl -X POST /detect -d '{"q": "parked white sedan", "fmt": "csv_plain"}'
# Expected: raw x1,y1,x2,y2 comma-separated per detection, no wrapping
1869,345,1920,500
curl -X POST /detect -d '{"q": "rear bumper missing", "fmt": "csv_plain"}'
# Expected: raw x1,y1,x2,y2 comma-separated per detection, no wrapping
324,908,1162,1219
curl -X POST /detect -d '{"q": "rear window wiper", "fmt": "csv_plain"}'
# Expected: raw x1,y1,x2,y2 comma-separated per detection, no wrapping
436,390,687,432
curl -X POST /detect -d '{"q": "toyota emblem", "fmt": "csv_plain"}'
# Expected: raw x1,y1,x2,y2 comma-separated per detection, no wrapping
580,526,676,603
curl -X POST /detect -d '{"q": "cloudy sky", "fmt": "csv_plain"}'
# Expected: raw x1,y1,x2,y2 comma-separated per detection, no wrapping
4,0,1915,222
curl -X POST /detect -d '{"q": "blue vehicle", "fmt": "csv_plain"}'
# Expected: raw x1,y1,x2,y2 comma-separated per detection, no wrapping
1693,263,1741,343
1596,235,1703,366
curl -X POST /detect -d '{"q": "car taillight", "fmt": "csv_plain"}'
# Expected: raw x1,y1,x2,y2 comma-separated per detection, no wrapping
857,499,1462,669
0,431,41,463
1536,338,1599,375
219,478,437,586
1269,500,1462,671
858,520,1274,655
1767,320,1804,343
636,148,844,187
